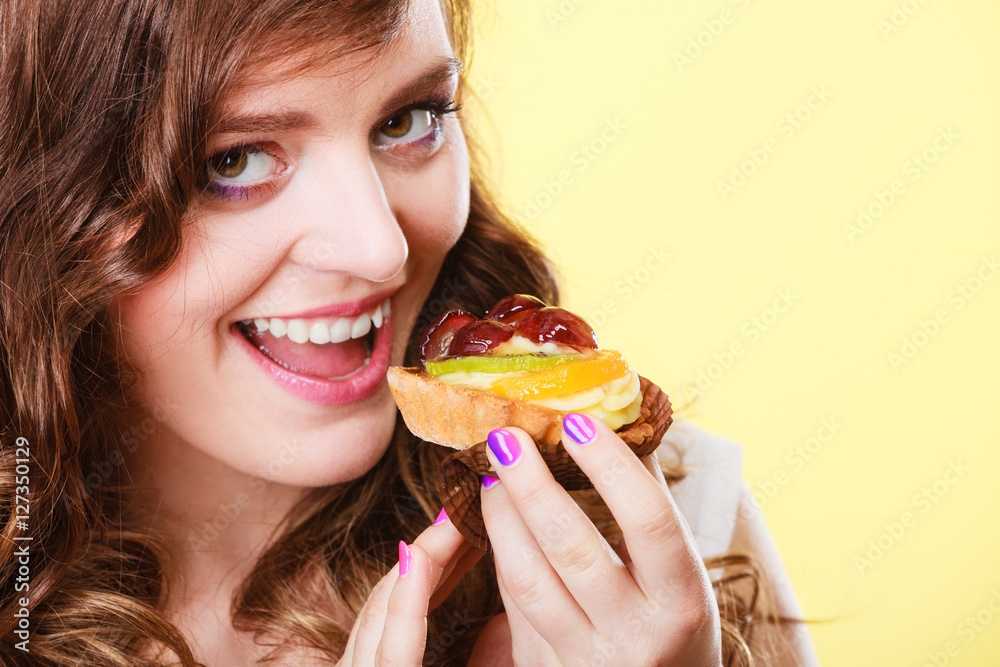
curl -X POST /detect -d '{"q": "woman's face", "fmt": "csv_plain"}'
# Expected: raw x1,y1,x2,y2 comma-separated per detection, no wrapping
115,0,468,487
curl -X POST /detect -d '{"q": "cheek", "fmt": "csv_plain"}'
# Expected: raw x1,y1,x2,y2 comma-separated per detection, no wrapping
114,250,208,365
391,126,470,258
114,232,257,353
381,131,471,358
111,226,272,423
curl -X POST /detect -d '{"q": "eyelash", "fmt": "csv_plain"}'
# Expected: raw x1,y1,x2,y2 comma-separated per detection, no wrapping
392,95,462,126
372,96,461,157
203,95,462,203
206,146,282,202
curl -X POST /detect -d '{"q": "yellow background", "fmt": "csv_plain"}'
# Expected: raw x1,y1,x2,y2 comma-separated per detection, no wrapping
469,1,1000,664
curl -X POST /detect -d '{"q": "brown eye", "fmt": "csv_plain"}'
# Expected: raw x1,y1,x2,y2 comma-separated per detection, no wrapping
206,145,285,189
209,149,250,179
381,111,414,139
375,109,435,146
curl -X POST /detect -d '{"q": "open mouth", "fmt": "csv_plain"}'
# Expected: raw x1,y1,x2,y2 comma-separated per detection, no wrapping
234,297,390,382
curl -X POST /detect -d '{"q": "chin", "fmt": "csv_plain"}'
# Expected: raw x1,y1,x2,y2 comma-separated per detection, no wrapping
249,388,401,488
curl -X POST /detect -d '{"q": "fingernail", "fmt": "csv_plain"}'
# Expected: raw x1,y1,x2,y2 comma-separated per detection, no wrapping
487,428,521,467
398,541,412,577
433,507,448,525
482,475,501,489
564,413,597,445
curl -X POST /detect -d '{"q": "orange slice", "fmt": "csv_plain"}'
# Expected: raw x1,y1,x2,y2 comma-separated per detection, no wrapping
489,350,629,401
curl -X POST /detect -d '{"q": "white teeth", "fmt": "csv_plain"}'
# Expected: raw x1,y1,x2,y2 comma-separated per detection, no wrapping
245,298,390,346
269,318,287,338
286,319,309,344
309,322,330,344
329,318,352,343
350,313,372,339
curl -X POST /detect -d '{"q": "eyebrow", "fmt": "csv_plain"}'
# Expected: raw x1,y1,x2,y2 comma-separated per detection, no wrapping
213,56,464,136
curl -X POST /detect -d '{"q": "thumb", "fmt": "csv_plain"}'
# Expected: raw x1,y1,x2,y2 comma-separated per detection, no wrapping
374,542,434,665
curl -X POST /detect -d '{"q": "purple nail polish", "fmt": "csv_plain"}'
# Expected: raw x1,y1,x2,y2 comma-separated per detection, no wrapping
482,475,501,489
564,413,597,445
488,429,521,467
433,507,448,525
399,541,412,577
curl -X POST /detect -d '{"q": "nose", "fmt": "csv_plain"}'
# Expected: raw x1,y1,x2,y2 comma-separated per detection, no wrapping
288,149,408,283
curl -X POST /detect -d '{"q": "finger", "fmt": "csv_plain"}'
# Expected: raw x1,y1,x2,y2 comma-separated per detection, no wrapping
347,511,468,663
480,469,595,663
611,537,645,587
641,449,669,488
412,507,471,594
493,562,560,665
413,507,478,609
342,570,395,665
559,413,706,602
633,450,668,586
483,428,640,616
429,540,485,610
375,542,433,666
612,535,631,565
467,613,517,667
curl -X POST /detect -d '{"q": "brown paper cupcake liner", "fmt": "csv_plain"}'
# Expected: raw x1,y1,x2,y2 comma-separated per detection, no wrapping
436,376,673,552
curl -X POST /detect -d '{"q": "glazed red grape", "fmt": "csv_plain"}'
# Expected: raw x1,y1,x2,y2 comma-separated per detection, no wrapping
484,294,545,325
420,309,477,365
515,307,598,350
447,319,515,356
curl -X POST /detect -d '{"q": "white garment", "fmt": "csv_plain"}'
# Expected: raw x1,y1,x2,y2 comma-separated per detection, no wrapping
662,420,744,561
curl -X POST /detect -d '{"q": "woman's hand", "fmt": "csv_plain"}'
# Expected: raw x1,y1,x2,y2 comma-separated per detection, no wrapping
472,414,722,667
338,510,481,666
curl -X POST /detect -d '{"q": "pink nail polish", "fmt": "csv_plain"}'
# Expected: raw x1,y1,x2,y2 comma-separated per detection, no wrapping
482,475,500,489
433,507,448,525
399,540,412,577
488,428,521,466
564,412,597,445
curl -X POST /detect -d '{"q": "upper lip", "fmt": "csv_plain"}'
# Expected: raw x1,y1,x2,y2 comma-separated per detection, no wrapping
238,286,400,322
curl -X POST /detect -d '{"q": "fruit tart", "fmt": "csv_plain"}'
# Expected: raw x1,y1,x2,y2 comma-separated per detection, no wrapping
386,295,674,550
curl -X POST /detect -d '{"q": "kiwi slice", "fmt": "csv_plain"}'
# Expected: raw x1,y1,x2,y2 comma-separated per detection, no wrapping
426,353,581,377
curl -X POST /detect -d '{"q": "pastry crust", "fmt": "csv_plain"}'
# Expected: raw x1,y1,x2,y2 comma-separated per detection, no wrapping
386,366,565,448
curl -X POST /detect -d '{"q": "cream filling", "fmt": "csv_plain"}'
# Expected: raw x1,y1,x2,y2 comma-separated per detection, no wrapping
437,338,643,430
534,369,642,430
490,335,578,356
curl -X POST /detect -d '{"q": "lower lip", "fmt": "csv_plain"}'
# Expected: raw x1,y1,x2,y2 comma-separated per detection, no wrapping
231,309,394,406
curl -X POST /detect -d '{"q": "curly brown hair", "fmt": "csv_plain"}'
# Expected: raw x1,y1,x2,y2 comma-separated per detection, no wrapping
0,0,788,664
